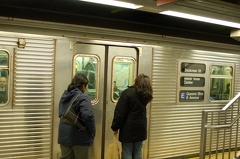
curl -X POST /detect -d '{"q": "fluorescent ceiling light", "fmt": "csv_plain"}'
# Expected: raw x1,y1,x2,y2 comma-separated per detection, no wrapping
79,0,143,9
160,10,240,29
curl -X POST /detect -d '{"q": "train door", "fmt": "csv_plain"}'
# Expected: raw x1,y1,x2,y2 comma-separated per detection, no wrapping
73,43,138,159
104,46,137,159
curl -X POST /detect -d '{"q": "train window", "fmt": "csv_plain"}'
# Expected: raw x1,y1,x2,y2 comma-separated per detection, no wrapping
112,56,136,102
209,65,233,101
74,55,99,103
0,50,9,105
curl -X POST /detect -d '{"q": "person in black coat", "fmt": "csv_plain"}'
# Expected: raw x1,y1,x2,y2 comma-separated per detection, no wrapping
58,73,96,159
111,74,153,159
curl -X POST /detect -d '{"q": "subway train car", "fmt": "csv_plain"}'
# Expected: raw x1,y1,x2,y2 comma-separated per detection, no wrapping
0,16,240,159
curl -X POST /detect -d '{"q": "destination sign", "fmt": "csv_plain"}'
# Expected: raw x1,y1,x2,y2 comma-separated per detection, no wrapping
180,77,205,87
179,90,204,102
181,63,206,74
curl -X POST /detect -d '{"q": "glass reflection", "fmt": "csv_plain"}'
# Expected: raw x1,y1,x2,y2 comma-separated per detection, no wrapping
0,51,8,66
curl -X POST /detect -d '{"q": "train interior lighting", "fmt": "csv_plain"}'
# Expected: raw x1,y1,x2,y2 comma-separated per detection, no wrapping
78,0,143,9
160,10,240,29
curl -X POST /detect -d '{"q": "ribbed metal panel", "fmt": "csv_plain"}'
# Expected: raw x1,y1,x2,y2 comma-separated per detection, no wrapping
0,35,18,46
149,46,240,159
14,38,55,109
0,109,52,159
0,37,55,159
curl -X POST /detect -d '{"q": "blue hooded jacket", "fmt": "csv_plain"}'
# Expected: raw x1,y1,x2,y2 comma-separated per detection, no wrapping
58,88,96,146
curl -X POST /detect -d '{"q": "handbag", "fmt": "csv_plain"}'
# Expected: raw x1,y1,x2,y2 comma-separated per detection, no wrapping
107,134,121,159
114,134,121,159
61,92,86,131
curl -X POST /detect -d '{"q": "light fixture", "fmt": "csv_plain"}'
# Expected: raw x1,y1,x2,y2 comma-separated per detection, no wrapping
78,0,143,9
160,10,240,29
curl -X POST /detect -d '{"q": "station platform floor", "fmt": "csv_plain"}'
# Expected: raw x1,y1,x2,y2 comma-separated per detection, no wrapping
188,151,238,159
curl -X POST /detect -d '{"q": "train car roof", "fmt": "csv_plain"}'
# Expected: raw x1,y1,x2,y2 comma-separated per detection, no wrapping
0,0,240,45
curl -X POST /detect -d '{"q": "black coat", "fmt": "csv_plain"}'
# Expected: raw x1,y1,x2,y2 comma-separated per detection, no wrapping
111,86,148,143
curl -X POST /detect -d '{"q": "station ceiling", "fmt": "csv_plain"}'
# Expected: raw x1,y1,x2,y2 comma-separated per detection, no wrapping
0,0,240,45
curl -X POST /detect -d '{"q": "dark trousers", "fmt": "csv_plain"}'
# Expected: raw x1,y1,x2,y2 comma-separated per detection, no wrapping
60,144,91,159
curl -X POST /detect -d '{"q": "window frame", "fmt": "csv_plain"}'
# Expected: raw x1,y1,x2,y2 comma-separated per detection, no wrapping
111,56,137,103
73,54,100,104
209,65,233,102
0,49,10,106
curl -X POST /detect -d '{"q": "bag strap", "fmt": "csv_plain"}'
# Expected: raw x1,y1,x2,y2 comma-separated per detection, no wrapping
65,92,82,113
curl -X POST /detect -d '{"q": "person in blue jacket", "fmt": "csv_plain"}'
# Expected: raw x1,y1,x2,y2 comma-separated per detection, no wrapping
58,73,96,159
111,74,153,159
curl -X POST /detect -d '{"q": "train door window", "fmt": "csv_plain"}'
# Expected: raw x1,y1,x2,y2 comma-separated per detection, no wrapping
0,50,9,105
112,56,136,102
209,65,233,101
74,55,99,103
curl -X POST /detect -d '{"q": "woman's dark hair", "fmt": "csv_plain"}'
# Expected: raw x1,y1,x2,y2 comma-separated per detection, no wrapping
134,74,153,103
67,73,88,91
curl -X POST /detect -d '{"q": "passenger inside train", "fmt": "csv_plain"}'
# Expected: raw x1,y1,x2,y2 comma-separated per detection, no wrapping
88,72,96,89
113,81,120,100
0,76,7,103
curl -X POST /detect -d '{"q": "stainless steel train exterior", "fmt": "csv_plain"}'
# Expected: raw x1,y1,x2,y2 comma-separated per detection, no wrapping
0,17,240,159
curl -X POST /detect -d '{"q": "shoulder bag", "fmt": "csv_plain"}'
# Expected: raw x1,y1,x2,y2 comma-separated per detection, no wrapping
61,92,86,131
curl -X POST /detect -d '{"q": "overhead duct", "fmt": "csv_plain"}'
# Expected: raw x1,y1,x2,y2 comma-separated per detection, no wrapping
157,0,177,6
231,29,240,42
157,0,240,23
